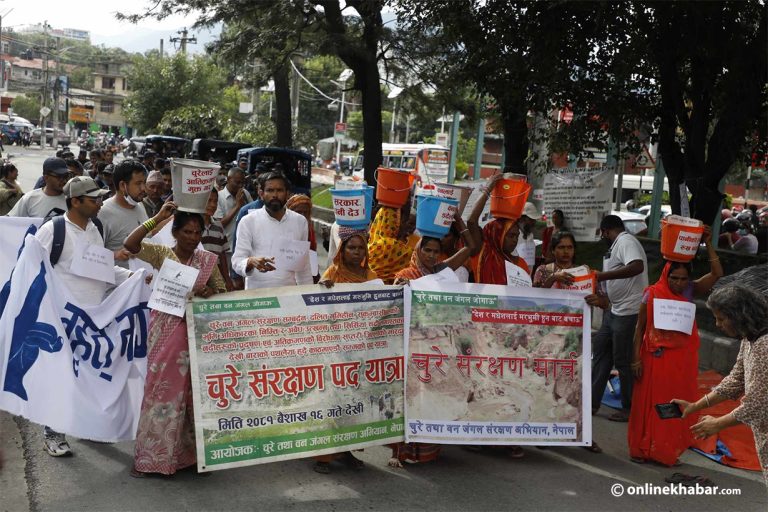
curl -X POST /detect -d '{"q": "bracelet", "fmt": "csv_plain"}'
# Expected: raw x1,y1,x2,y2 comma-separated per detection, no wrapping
704,394,711,407
709,257,720,262
460,228,470,234
142,219,157,232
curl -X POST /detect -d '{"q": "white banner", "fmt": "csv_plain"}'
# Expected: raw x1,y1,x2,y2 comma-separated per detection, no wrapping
0,217,44,285
543,168,613,242
0,236,151,441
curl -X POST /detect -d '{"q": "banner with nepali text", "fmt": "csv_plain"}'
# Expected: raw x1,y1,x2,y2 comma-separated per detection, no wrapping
187,283,406,472
543,167,613,241
405,281,591,446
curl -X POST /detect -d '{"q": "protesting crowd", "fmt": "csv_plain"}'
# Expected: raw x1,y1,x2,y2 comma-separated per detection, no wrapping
1,151,767,490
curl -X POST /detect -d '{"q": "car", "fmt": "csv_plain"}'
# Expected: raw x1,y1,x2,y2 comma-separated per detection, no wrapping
1,121,34,144
611,210,648,235
633,204,672,218
31,128,71,147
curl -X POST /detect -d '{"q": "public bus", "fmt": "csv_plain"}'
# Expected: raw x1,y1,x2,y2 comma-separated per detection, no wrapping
352,143,451,184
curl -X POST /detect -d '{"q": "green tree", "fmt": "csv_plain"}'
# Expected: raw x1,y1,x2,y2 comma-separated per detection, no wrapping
123,53,227,133
156,105,228,139
9,94,41,122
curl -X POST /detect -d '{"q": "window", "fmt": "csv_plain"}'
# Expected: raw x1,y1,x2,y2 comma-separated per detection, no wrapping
101,77,115,89
100,101,114,113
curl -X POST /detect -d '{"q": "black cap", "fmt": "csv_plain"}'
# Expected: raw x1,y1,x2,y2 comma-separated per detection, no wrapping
43,157,69,176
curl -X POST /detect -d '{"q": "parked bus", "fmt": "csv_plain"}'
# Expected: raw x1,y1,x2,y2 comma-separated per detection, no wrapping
352,143,451,185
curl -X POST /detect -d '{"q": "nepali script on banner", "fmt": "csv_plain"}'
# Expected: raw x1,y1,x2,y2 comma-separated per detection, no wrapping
405,282,591,446
187,283,406,472
543,167,613,242
0,236,150,441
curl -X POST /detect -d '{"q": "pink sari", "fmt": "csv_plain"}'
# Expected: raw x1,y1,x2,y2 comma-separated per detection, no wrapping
133,249,218,475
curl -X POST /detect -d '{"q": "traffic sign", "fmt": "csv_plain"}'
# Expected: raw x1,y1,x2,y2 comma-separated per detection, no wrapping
334,122,347,140
39,106,51,117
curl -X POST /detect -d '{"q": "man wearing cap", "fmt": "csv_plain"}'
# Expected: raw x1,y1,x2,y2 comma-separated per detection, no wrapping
7,157,68,218
35,176,133,457
513,201,539,273
142,171,165,218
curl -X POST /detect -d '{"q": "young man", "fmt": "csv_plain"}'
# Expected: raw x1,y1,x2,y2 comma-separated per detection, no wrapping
97,159,148,267
232,172,312,289
588,214,648,422
202,187,235,291
35,176,132,456
8,157,68,218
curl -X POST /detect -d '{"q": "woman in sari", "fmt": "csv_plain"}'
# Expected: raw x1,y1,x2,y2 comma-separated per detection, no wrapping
368,204,419,284
628,227,722,465
533,231,579,288
313,227,375,473
393,212,475,283
467,174,529,285
124,202,227,477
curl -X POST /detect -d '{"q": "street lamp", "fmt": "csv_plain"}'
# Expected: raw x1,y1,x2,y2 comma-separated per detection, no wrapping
387,86,403,144
332,69,352,168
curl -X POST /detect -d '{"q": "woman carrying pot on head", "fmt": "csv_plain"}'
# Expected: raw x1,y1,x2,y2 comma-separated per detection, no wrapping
628,227,723,465
123,201,227,478
368,200,420,284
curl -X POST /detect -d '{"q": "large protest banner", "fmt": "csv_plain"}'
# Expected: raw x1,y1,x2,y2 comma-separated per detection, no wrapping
0,236,150,441
405,281,591,446
187,283,406,472
543,167,613,241
0,217,44,284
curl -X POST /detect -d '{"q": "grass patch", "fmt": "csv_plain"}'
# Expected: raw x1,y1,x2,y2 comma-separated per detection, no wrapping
312,184,333,209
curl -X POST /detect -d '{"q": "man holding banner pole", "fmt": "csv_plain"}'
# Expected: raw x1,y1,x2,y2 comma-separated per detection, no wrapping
34,176,133,456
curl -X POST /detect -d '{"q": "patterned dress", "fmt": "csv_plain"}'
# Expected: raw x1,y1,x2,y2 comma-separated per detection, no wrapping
712,334,768,485
133,242,226,475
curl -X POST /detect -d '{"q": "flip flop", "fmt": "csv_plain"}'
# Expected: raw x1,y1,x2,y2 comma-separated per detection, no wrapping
583,442,603,453
342,452,365,470
608,412,629,422
665,472,694,484
313,462,331,474
630,456,647,464
507,446,525,459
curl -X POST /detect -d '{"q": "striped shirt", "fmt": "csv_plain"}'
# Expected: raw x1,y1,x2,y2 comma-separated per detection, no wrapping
202,219,230,255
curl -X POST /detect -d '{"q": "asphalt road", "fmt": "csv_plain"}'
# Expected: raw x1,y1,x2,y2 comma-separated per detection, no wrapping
1,147,765,511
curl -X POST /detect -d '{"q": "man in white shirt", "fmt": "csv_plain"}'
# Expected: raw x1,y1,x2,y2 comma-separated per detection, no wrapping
97,159,148,267
7,157,68,218
216,167,252,246
514,201,539,272
35,176,133,457
588,214,648,422
232,172,312,289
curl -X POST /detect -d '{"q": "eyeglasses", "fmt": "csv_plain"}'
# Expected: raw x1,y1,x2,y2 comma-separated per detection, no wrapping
81,196,104,203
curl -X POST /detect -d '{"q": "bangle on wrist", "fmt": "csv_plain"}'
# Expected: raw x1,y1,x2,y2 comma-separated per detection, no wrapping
704,394,711,407
142,219,156,232
709,257,719,262
460,228,470,234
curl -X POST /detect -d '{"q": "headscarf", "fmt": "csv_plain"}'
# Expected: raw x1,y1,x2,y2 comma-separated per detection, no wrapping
321,228,377,283
394,240,435,281
286,193,317,251
368,206,419,284
643,261,698,351
473,218,529,285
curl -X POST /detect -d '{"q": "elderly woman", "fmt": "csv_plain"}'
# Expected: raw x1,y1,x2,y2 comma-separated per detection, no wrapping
672,285,768,486
321,226,377,285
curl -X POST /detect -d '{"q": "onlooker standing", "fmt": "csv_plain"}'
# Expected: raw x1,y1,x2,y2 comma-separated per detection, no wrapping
541,209,565,263
216,167,252,282
97,159,148,266
673,285,768,487
0,162,23,216
201,187,235,291
718,218,741,249
7,157,68,218
35,176,131,456
231,172,312,289
142,171,165,218
589,214,648,422
733,222,759,254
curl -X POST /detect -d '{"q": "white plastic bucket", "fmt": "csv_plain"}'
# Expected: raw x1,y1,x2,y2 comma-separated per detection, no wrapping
434,182,473,215
170,158,221,213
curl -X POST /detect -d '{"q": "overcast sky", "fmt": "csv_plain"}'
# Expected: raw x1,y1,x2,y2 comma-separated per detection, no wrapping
3,1,213,53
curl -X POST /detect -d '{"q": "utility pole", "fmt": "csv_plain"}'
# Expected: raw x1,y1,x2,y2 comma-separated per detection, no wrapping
169,28,196,55
51,36,60,148
159,39,164,58
39,21,49,151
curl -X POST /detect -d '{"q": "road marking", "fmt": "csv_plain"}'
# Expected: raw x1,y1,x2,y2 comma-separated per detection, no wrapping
538,449,641,486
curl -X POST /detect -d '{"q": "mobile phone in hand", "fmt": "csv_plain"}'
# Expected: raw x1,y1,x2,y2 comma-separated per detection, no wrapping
655,403,683,420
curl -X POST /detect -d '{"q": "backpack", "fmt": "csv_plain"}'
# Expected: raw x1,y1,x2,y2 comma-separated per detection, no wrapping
46,215,105,266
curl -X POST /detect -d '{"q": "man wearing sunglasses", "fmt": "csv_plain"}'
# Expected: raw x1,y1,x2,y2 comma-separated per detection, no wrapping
7,157,69,219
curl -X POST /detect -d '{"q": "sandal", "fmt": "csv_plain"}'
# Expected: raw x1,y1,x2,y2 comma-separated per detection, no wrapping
665,472,694,484
630,456,647,464
507,446,525,459
129,468,146,479
583,442,602,453
342,452,364,470
608,411,629,422
313,461,331,474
